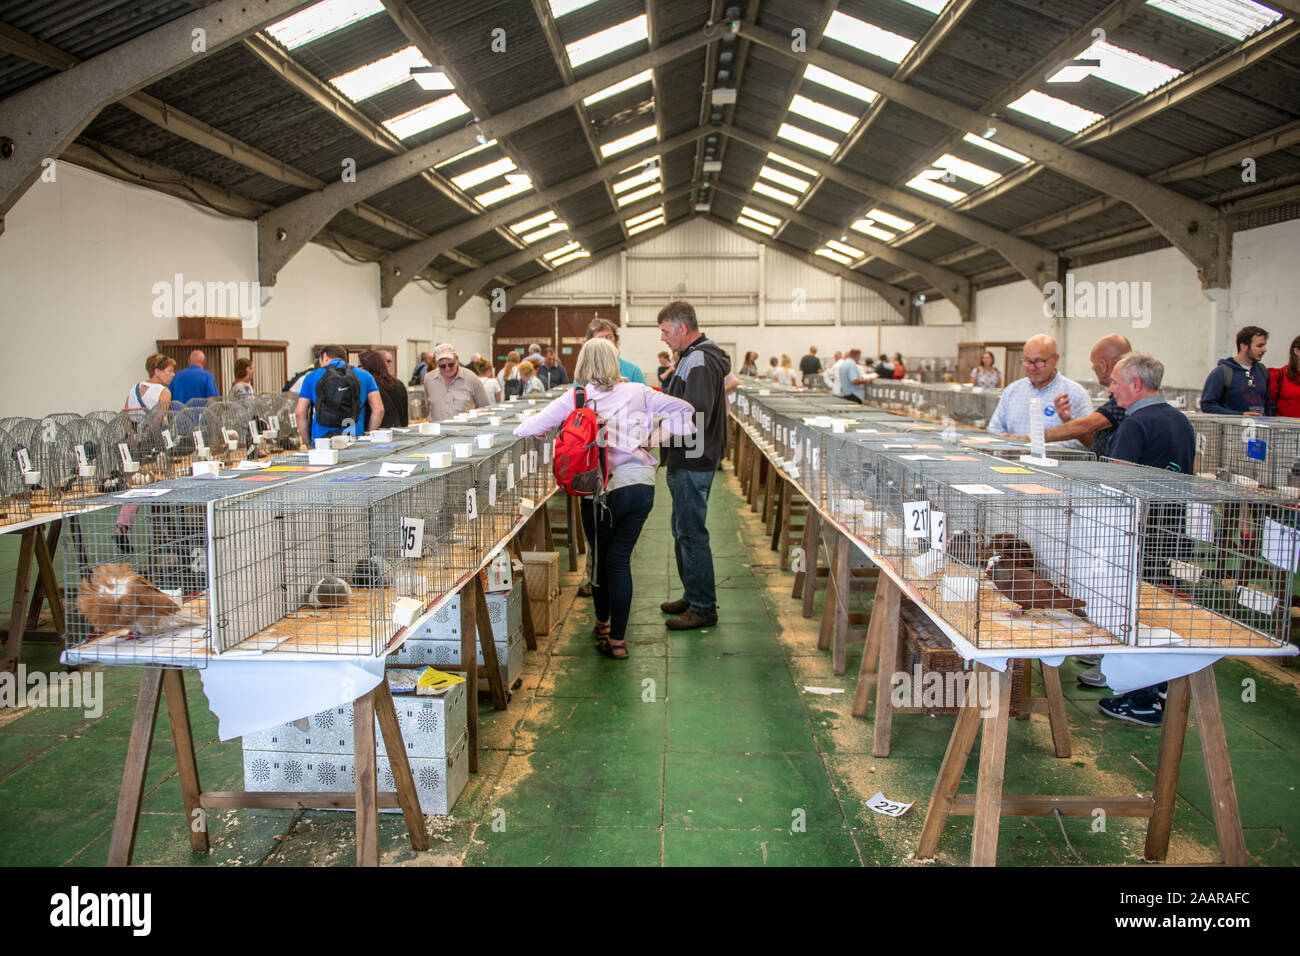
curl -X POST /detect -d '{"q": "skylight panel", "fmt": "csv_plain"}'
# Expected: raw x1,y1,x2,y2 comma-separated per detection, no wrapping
566,14,648,69
823,11,916,63
383,94,471,139
435,139,496,168
1058,40,1183,94
741,206,780,226
905,172,967,203
451,157,515,191
932,153,1000,186
737,216,775,235
1145,0,1281,41
583,69,653,106
816,247,854,265
330,46,435,101
551,248,590,266
851,219,898,242
1005,90,1102,133
546,241,581,261
549,0,601,17
753,181,800,205
826,239,864,257
265,0,383,50
777,122,838,156
617,182,663,206
759,165,810,192
521,221,568,243
767,151,818,176
476,175,534,206
626,208,663,228
961,133,1029,164
627,215,665,236
867,208,916,231
599,123,657,158
802,64,878,103
788,94,857,134
900,0,950,12
613,163,661,194
510,210,557,233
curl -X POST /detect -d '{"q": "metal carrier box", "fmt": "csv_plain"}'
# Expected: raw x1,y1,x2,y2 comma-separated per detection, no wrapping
242,679,467,759
407,582,523,642
389,627,525,689
243,732,469,816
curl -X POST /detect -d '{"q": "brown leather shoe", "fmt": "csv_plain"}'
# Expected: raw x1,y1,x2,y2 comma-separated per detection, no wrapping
665,606,717,630
659,598,689,615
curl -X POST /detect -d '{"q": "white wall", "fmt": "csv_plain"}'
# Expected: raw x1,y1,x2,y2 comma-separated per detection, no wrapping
0,162,492,416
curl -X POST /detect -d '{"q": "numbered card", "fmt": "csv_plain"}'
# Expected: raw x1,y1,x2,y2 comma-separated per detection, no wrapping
793,441,802,464
1196,432,1206,454
529,449,538,473
1262,518,1300,572
489,474,498,506
507,462,515,490
378,461,416,478
14,446,32,473
466,487,478,520
117,442,134,468
1185,502,1214,542
929,511,947,552
248,420,261,441
865,791,912,818
268,415,280,432
400,517,425,557
193,429,206,449
543,443,551,465
73,444,89,469
811,447,820,471
903,500,930,539
161,429,174,449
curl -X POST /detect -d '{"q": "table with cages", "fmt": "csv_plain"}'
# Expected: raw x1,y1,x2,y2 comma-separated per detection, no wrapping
730,380,1299,866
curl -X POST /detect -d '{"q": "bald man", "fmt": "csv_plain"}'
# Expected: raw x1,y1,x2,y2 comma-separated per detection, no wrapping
1041,333,1133,456
987,333,1092,450
169,348,220,404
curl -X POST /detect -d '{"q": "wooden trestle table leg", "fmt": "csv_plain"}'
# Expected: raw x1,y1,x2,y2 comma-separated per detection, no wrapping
1188,665,1247,865
1,528,36,674
373,680,431,853
107,667,166,866
162,668,209,853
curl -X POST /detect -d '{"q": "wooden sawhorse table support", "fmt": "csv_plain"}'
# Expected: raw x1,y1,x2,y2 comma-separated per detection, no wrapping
851,575,1072,761
108,667,429,868
1,519,66,675
916,662,1245,866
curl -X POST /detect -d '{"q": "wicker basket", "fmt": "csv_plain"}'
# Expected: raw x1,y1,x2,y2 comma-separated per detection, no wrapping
898,601,1026,715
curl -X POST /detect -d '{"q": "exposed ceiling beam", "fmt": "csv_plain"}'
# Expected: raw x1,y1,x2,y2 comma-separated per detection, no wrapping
255,26,711,286
690,0,728,186
447,183,693,316
647,0,667,193
722,124,1059,289
737,21,1227,288
711,216,911,321
380,126,706,305
696,0,760,209
710,182,971,318
0,0,317,229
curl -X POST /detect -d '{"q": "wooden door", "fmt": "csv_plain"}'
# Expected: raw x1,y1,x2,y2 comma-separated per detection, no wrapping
494,306,621,381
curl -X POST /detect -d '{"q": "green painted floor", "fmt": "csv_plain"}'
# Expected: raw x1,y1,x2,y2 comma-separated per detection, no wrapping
1,466,1298,866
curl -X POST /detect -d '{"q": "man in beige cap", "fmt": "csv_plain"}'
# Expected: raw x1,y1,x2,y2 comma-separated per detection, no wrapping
424,343,489,420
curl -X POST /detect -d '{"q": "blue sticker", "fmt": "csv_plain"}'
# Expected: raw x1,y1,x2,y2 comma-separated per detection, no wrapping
1044,405,1056,417
1247,439,1267,461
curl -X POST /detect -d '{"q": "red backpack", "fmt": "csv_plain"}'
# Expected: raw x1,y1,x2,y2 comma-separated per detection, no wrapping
552,387,609,499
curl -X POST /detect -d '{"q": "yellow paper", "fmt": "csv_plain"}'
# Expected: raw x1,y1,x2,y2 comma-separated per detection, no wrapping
417,667,465,691
991,466,1033,474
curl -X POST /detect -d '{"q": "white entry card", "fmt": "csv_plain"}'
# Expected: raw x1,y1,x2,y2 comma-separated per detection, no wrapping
466,488,478,520
507,463,515,490
400,517,424,557
489,474,498,506
903,500,930,539
865,791,912,817
379,462,416,478
1262,518,1300,572
1185,502,1214,543
930,511,947,552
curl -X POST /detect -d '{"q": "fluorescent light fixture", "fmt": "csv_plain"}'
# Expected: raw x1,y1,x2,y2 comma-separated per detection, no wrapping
758,165,810,192
788,94,857,134
767,151,818,176
566,14,648,69
265,0,383,50
851,219,898,241
450,156,515,191
626,208,663,228
549,0,600,17
510,210,557,233
867,208,916,231
599,123,657,158
329,47,430,101
551,249,590,267
627,215,665,235
906,172,967,203
545,241,581,260
702,159,723,173
736,216,775,235
826,238,864,257
711,88,738,105
410,65,456,92
776,122,838,156
1145,0,1281,41
741,206,780,227
694,202,711,212
752,180,800,205
931,153,1000,186
617,182,663,206
961,132,1029,163
521,221,568,243
382,94,471,139
823,10,915,63
1073,40,1183,94
816,247,854,265
582,69,652,106
1046,58,1102,83
1005,90,1102,133
476,176,534,206
802,64,878,103
613,164,660,193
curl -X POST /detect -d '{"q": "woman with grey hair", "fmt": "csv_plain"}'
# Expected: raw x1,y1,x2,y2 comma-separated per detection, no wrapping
513,338,696,658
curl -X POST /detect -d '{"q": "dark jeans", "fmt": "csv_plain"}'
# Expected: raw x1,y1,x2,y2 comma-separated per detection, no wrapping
579,483,655,642
667,467,716,613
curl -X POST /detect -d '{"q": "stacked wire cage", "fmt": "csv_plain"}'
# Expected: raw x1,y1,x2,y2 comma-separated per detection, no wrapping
1208,416,1300,497
1046,461,1298,649
0,417,78,517
0,420,34,527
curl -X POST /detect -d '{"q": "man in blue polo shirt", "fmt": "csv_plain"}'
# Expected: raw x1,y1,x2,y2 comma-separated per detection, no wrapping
170,350,219,405
294,345,384,443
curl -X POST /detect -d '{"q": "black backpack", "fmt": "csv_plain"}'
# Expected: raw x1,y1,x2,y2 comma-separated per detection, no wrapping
315,363,362,432
504,377,524,399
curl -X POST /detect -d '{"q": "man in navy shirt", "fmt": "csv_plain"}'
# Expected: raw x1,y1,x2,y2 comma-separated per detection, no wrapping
294,345,383,443
538,348,570,389
169,349,219,405
1200,325,1273,416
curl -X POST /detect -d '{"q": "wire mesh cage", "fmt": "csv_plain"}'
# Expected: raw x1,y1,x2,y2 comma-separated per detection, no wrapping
122,405,182,482
209,400,251,465
1201,416,1300,497
0,421,34,527
408,387,429,423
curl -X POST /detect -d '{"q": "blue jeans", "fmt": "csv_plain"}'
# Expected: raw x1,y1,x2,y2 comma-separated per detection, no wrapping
667,468,716,613
579,484,655,642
